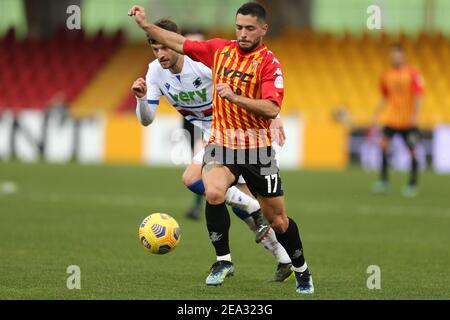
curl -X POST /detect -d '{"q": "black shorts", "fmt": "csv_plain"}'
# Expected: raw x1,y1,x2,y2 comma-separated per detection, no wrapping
202,144,284,198
382,126,420,148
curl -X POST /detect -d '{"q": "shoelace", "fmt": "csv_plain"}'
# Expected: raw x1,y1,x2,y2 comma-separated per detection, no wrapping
210,261,229,274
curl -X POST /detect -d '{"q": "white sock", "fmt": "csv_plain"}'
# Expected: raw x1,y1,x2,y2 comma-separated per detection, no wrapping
261,228,292,264
216,254,231,262
225,186,260,214
291,263,308,273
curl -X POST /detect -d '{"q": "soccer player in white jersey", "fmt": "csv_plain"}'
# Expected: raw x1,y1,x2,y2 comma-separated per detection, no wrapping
131,19,292,282
179,30,207,221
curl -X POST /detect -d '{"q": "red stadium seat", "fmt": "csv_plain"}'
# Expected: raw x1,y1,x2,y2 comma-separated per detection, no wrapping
0,28,123,110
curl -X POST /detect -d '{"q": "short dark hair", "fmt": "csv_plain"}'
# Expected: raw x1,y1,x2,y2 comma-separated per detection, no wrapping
390,43,404,51
147,18,179,44
236,2,266,22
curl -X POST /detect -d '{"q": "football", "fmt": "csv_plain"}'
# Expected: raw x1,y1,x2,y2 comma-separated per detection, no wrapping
138,213,181,254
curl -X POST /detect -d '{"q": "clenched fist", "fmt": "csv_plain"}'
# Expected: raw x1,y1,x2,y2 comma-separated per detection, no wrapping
132,78,147,98
217,83,237,103
128,5,148,28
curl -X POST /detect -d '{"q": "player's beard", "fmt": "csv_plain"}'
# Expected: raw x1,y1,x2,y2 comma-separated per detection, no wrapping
238,38,261,53
161,55,179,70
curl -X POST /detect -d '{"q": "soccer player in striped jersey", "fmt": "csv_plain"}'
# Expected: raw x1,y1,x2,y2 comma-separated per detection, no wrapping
129,3,313,294
371,44,424,197
131,19,293,282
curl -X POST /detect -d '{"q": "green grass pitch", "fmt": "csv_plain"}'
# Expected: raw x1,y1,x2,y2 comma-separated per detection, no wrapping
0,162,449,299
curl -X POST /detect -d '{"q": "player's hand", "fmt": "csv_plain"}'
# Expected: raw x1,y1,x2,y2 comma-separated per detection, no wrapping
128,5,148,28
216,83,237,103
132,78,147,98
270,118,286,146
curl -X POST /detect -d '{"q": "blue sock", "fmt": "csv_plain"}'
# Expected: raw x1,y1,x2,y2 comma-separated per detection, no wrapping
232,207,252,220
194,194,202,206
187,179,205,195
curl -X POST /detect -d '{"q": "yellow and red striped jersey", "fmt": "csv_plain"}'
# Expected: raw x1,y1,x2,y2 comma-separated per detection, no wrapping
380,65,424,129
183,38,284,149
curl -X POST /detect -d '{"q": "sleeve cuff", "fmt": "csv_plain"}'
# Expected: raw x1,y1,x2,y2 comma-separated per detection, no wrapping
136,95,147,103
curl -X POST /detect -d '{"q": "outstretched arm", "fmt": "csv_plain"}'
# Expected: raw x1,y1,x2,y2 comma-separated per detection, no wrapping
128,5,186,54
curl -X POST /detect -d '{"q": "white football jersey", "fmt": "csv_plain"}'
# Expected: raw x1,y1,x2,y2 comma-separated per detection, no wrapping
145,55,213,137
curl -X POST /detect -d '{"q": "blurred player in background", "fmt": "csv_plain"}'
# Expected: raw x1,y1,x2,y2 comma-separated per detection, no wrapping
371,44,424,197
129,3,313,294
131,19,293,282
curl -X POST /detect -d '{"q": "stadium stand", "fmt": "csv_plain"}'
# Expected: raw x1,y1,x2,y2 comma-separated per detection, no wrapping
113,29,450,129
268,29,450,129
2,28,449,129
69,42,149,118
0,28,123,112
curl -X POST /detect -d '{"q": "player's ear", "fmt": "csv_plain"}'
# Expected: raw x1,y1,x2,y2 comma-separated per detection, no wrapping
261,23,268,36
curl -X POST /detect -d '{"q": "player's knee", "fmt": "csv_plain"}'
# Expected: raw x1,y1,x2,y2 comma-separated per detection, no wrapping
205,186,226,205
182,170,198,187
270,215,289,233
